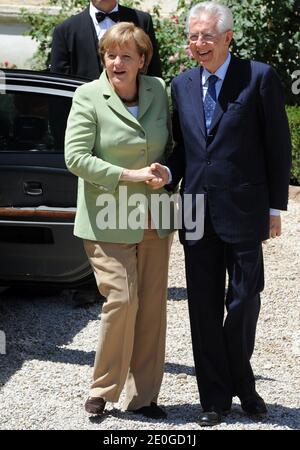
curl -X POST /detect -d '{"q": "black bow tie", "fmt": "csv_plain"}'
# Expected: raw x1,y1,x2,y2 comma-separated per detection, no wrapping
95,11,119,23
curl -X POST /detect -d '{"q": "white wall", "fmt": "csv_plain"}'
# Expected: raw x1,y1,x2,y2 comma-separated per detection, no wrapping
140,0,178,14
0,23,37,68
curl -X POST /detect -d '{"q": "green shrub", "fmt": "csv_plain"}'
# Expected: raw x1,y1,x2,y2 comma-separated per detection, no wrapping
177,0,300,105
20,1,300,185
21,0,80,70
21,0,299,105
287,106,300,185
152,5,197,86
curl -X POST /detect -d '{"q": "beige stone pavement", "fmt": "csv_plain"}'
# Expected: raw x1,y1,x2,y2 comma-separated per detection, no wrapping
289,185,300,202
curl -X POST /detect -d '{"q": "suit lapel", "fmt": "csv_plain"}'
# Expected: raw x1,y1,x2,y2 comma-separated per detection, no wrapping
118,5,137,23
138,76,154,120
187,67,206,139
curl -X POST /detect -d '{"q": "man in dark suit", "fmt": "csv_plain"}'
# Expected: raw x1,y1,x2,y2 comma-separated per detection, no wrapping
149,2,291,426
50,0,162,78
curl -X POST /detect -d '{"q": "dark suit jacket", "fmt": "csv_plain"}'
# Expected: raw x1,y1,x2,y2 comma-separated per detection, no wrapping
50,5,162,79
168,55,291,245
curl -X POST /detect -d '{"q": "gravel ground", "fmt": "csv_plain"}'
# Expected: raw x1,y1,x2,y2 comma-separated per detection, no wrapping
0,195,299,430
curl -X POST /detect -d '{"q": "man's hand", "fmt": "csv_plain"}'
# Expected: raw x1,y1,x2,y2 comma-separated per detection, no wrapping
263,215,282,244
269,214,282,238
146,163,169,189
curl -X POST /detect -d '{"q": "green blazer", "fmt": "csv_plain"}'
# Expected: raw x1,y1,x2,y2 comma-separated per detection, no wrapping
65,71,175,243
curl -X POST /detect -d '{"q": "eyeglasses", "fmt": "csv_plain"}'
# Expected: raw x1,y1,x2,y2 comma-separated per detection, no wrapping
188,32,223,43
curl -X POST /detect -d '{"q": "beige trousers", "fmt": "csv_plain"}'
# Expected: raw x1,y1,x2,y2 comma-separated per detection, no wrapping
83,229,173,410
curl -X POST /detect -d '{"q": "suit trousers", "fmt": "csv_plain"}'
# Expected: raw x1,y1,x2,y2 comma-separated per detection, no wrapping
83,229,173,410
183,207,264,410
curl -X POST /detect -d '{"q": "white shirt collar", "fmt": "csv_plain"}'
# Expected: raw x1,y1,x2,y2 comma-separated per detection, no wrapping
89,1,119,27
202,52,231,86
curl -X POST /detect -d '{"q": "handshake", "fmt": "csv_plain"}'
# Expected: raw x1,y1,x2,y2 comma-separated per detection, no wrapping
120,162,170,188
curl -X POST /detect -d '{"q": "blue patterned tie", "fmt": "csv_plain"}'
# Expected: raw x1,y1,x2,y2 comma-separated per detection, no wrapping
203,75,218,132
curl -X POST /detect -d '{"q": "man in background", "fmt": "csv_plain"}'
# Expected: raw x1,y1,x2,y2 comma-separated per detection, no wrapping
50,0,162,79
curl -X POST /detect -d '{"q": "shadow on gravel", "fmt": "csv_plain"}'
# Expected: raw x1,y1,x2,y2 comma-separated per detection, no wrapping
1,289,299,430
255,374,276,382
168,287,187,301
0,287,101,387
165,362,195,376
0,286,189,388
163,365,278,379
226,403,300,430
101,403,300,429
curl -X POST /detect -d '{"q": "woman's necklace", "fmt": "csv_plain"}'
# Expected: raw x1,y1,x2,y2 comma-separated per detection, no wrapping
119,94,139,106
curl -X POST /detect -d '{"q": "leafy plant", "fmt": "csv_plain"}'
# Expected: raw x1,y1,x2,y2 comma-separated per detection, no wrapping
0,61,17,69
21,0,300,104
152,4,197,85
21,1,74,70
179,0,300,104
21,0,142,70
286,106,300,185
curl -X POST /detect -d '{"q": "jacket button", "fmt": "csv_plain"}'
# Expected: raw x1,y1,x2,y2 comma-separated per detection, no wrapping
206,160,211,165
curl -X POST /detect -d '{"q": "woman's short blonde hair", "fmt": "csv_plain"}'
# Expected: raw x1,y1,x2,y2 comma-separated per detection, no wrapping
99,22,153,74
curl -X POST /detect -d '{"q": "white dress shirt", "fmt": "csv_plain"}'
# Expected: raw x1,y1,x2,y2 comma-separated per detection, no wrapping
89,1,119,40
202,52,231,100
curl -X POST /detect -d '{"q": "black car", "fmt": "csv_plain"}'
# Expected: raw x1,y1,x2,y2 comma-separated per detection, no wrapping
0,69,96,289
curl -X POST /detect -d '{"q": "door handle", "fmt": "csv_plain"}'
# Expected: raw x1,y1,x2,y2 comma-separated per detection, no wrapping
23,181,43,196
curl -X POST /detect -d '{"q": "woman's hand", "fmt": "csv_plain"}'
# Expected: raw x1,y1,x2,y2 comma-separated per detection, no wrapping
120,167,161,183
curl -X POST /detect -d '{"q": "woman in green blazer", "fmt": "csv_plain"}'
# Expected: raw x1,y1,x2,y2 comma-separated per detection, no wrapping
65,22,174,419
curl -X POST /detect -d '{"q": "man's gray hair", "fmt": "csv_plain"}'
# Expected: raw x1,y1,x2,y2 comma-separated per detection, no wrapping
187,1,234,34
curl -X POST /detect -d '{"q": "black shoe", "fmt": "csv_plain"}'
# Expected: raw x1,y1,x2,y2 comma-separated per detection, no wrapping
198,408,225,427
240,392,267,417
133,402,167,419
85,397,106,415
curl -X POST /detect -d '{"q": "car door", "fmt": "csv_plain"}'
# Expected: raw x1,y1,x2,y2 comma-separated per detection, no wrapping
0,69,93,286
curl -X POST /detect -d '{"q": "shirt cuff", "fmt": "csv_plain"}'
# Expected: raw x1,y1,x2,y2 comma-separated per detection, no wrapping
269,208,281,216
164,166,172,184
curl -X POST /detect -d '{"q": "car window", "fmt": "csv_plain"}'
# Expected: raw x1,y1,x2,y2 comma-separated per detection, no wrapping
0,92,72,153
